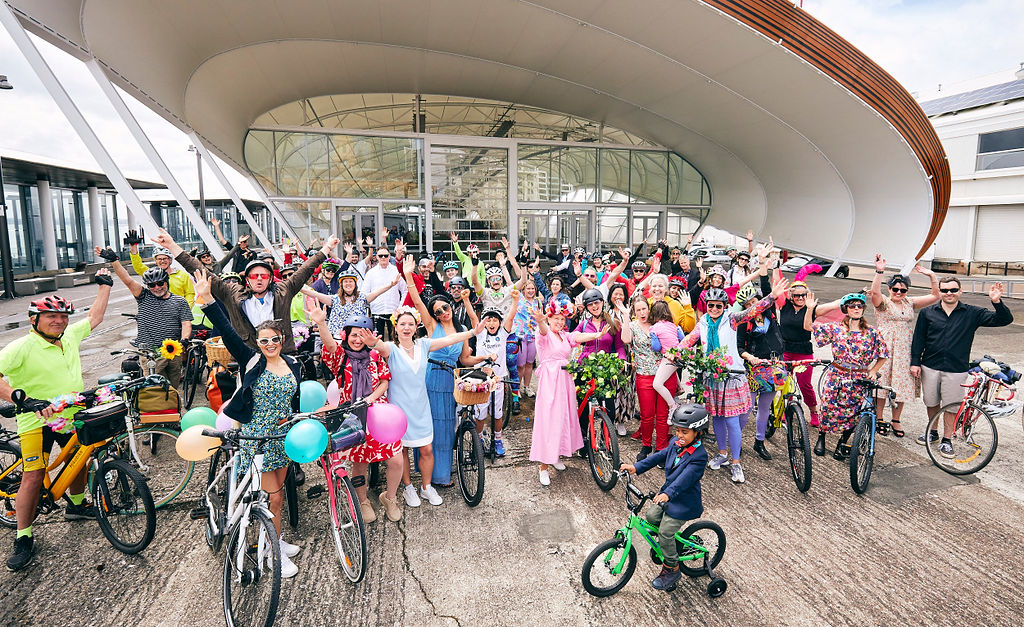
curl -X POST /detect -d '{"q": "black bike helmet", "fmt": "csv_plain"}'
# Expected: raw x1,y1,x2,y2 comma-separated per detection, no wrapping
704,288,729,304
670,404,710,431
141,267,169,285
448,276,467,289
581,288,605,306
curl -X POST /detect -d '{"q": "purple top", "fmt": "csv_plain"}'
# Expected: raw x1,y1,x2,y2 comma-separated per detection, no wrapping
574,316,626,361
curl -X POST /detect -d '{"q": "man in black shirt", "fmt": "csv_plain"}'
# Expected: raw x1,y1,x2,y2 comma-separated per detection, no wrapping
911,277,1012,454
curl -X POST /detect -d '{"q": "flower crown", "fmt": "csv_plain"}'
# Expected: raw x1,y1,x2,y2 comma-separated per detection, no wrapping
390,305,422,327
546,301,575,318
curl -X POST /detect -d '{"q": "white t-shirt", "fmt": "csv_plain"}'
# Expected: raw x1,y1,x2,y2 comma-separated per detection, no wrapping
363,263,404,315
480,285,514,316
476,328,510,377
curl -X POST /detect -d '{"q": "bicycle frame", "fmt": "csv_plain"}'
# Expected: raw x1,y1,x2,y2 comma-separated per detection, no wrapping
0,430,103,508
319,451,356,529
576,378,604,444
206,448,274,581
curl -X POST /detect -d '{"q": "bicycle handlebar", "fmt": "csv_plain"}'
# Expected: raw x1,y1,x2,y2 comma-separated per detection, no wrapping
0,374,168,418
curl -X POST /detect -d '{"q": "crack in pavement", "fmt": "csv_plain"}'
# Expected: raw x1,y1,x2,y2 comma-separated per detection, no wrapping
397,516,463,626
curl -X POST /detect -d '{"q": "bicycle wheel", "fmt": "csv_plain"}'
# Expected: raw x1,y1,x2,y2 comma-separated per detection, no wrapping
93,458,156,554
0,440,23,529
206,448,231,552
849,413,875,494
925,402,998,475
765,418,777,441
502,381,513,429
581,536,637,597
588,408,619,491
455,419,485,506
328,473,367,583
185,353,206,409
223,506,281,627
182,350,197,408
285,465,299,530
785,403,812,493
677,520,727,577
94,426,195,509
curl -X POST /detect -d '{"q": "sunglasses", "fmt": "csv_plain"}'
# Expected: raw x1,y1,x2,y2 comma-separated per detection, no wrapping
890,287,908,294
256,336,283,346
790,293,807,298
433,303,452,315
248,273,271,280
322,269,336,273
281,273,295,281
146,281,167,288
378,252,390,258
940,287,960,294
706,303,725,310
845,303,865,309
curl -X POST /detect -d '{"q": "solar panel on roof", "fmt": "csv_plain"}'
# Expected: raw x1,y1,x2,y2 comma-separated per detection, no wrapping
920,79,1024,117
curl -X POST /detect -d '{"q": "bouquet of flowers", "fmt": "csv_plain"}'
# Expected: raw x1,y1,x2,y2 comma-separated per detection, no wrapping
568,352,626,400
292,324,310,347
667,345,733,402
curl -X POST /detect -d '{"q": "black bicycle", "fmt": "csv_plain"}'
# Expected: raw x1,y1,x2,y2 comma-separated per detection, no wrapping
428,358,486,507
182,338,209,409
846,379,896,494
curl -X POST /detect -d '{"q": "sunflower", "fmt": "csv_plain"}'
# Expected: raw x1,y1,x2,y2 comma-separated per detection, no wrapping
160,338,184,360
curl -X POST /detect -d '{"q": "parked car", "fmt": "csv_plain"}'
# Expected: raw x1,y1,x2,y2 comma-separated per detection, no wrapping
690,246,732,266
780,255,850,279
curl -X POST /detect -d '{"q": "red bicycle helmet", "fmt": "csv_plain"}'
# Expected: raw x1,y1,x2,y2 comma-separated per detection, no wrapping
28,295,75,315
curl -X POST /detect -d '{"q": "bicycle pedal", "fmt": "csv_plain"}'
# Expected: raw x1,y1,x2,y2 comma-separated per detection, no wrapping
189,507,207,520
306,486,325,499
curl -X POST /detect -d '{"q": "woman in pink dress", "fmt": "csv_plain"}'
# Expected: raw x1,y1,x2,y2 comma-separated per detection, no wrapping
529,301,611,487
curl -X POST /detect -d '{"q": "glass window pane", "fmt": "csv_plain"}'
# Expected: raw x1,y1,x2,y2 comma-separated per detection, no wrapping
431,145,507,258
517,144,557,201
382,203,426,254
560,147,597,203
979,127,1024,154
629,151,668,204
244,130,277,194
977,149,1024,171
597,206,628,250
599,149,630,203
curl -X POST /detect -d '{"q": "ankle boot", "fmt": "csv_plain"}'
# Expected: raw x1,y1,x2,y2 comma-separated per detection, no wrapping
753,439,772,461
813,432,826,457
636,445,653,462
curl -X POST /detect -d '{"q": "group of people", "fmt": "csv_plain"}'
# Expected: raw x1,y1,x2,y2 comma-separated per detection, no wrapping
0,223,1013,587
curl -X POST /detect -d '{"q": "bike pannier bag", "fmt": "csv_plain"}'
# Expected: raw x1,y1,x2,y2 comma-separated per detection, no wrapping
75,401,129,445
138,385,181,424
206,364,237,412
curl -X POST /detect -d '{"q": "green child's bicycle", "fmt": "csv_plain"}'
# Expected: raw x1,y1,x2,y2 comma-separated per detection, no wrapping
581,470,727,598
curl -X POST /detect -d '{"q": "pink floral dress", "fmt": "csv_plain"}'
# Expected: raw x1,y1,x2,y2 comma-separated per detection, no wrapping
813,322,890,434
874,296,917,403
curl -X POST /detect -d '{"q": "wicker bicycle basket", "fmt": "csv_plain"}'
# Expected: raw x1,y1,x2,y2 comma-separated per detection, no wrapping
453,367,495,405
205,337,232,367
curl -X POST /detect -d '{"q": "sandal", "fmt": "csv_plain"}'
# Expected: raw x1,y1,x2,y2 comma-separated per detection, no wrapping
890,420,905,438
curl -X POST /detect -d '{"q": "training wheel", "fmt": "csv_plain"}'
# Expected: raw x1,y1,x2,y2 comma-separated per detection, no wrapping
707,577,727,598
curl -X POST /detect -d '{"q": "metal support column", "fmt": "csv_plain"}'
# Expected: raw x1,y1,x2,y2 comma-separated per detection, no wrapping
87,185,104,249
186,133,280,263
85,60,224,257
0,2,160,238
508,141,518,251
36,180,58,270
0,156,16,298
423,137,433,254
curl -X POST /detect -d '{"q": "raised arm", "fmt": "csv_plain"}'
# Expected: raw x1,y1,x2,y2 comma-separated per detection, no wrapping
128,243,148,276
451,233,470,265
87,268,114,330
194,270,256,365
97,246,143,298
426,321,485,352
402,255,435,333
911,265,940,309
353,327,390,359
803,292,818,331
211,217,229,246
366,274,401,304
870,254,886,308
504,290,520,333
501,237,523,280
301,285,333,305
603,247,630,285
306,300,336,353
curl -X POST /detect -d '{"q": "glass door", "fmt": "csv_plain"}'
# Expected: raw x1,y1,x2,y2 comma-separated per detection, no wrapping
630,209,663,248
557,208,592,250
381,203,425,255
518,210,556,251
334,205,378,249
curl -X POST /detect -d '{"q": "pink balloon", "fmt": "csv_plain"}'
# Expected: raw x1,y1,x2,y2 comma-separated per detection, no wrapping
215,412,234,431
326,379,341,406
366,403,408,445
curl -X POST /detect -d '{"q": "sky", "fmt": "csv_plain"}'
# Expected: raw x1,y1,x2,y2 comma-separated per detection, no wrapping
0,1,1021,198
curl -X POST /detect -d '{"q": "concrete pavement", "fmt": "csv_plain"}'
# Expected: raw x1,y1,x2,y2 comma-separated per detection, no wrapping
0,276,1022,626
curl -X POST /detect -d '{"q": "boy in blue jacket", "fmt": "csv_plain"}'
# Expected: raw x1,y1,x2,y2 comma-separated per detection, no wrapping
621,404,709,592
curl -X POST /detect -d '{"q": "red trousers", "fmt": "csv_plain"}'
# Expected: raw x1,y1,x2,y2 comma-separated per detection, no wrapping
783,351,819,416
636,374,677,450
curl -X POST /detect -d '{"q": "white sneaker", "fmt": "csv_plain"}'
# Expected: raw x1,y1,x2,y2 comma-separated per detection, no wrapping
730,463,746,484
403,484,421,507
280,551,298,578
280,536,300,558
552,461,567,471
708,453,730,470
539,469,551,486
420,485,443,506
615,422,627,437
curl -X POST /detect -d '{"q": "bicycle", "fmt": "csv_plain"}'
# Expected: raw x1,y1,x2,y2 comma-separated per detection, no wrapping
762,359,832,493
93,348,196,508
197,418,305,627
924,357,1021,475
0,389,157,554
304,399,370,584
581,470,726,598
567,367,620,492
845,378,896,494
428,358,486,506
182,337,209,409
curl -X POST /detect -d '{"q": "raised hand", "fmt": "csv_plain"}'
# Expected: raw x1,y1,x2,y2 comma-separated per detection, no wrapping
93,267,113,287
533,242,541,251
305,299,328,325
151,228,174,248
210,217,220,227
402,254,414,273
746,229,754,241
874,254,886,273
343,243,353,255
770,275,790,299
619,246,630,260
804,291,818,309
460,288,471,302
501,236,510,250
472,319,487,335
914,264,934,276
496,250,506,264
990,282,1003,303
389,275,402,288
449,231,458,242
687,233,694,244
321,235,340,255
192,270,213,302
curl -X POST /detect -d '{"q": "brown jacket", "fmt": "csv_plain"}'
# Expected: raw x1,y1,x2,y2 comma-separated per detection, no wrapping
175,250,326,353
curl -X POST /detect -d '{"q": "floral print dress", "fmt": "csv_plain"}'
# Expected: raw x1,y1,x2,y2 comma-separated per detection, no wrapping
874,296,917,403
321,346,398,463
813,322,890,433
237,370,296,476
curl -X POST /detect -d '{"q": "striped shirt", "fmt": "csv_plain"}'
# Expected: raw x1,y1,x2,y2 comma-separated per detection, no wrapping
134,289,193,350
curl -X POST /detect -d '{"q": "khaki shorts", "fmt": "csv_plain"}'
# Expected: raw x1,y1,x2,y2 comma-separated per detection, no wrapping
920,366,968,408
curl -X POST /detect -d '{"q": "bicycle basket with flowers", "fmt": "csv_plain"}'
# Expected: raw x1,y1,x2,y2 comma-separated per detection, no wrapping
567,352,626,401
667,345,733,402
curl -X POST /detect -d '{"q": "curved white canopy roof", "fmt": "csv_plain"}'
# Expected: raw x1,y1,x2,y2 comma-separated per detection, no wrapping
9,0,945,264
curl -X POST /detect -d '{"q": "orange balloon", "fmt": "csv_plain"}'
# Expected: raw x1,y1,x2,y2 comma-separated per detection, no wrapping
175,425,221,461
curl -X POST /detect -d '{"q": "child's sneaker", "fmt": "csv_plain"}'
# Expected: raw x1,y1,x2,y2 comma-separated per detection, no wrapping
652,564,681,591
708,453,730,470
494,438,506,457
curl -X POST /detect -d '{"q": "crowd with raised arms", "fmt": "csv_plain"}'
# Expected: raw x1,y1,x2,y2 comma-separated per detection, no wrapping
1,218,1013,581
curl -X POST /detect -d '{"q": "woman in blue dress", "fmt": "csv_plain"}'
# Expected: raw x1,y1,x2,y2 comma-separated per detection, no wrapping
401,256,494,496
361,302,482,508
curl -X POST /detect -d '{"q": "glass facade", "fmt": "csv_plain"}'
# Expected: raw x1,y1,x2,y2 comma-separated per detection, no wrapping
244,125,711,255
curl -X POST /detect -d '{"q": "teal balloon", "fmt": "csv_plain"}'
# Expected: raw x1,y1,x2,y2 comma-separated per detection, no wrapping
298,380,328,413
180,407,218,431
285,419,329,463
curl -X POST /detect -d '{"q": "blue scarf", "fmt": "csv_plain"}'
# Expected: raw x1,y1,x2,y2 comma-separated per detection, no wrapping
704,313,722,353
